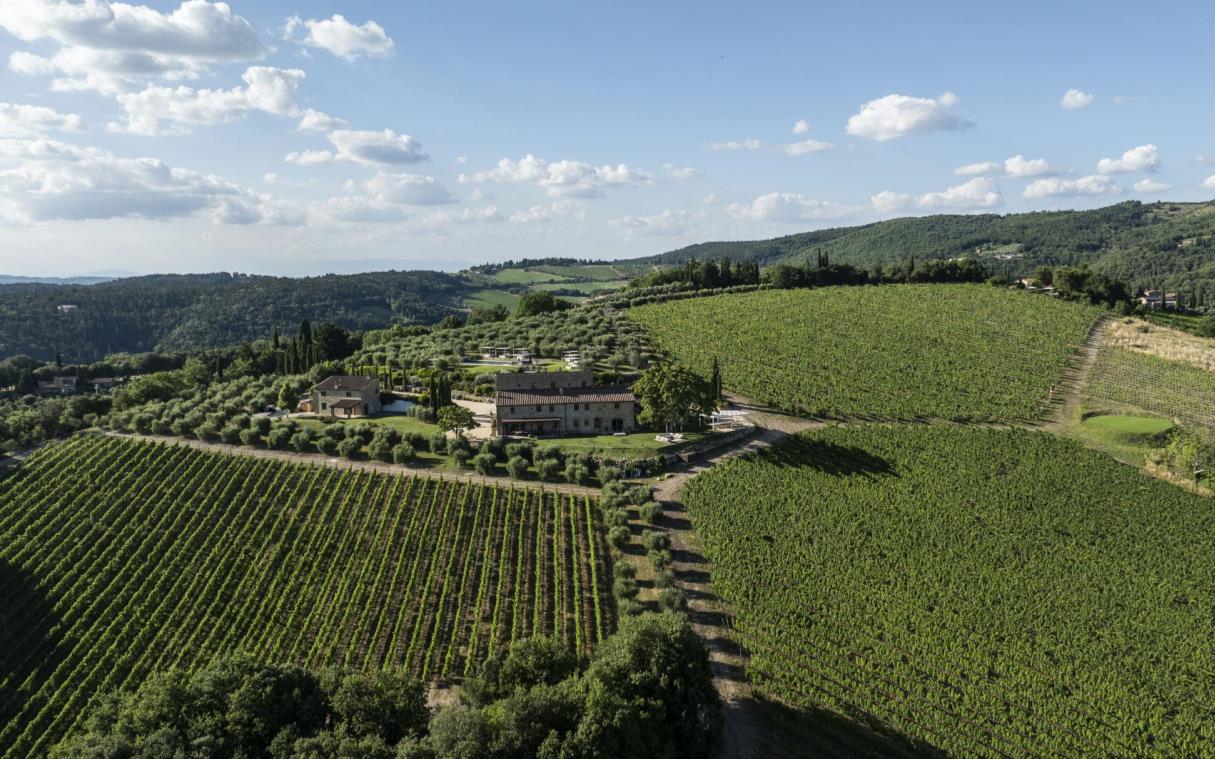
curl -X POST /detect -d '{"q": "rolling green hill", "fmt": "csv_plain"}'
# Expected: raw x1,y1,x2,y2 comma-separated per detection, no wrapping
639,200,1215,306
0,271,469,363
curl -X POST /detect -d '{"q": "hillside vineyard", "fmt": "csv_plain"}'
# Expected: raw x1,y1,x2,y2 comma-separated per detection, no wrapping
683,427,1215,757
630,284,1103,421
0,436,613,758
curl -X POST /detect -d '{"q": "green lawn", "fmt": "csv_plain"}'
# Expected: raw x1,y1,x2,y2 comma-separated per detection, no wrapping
463,288,521,310
488,268,569,285
538,430,711,460
1067,413,1174,466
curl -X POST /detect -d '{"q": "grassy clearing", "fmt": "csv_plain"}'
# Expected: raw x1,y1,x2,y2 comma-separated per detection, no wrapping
1085,345,1215,430
539,430,711,460
533,280,631,294
488,269,569,285
1067,413,1174,466
1104,316,1215,371
630,284,1102,422
464,288,521,311
683,426,1215,757
0,436,613,758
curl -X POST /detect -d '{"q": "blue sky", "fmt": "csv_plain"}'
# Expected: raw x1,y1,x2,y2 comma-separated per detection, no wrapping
0,0,1212,276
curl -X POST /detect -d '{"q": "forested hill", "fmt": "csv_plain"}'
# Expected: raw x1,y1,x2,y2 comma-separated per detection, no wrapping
0,271,468,363
640,200,1215,305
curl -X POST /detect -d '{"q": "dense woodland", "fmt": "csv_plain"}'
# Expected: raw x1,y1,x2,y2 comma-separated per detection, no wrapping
640,201,1215,308
0,271,467,363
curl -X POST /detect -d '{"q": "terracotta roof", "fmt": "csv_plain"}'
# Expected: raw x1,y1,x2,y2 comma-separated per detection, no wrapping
313,375,378,392
329,398,363,409
496,385,636,406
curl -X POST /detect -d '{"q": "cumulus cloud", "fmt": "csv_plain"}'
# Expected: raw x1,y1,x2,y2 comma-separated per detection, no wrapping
469,154,652,198
792,119,810,135
917,177,1002,209
846,92,971,141
0,137,296,224
296,108,346,132
663,163,701,179
872,178,1003,213
0,102,85,137
417,204,503,226
727,193,855,222
1,0,263,92
1060,89,1095,109
1132,178,1170,193
1023,174,1121,199
1200,175,1215,190
954,161,1000,177
1097,143,1160,174
782,139,833,156
509,199,584,224
870,190,914,213
611,209,693,236
109,65,305,135
286,129,428,167
363,172,454,205
705,139,761,151
283,14,394,61
318,195,407,223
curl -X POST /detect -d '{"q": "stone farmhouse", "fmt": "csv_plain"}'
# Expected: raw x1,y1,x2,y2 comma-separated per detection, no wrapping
494,371,637,437
310,376,381,418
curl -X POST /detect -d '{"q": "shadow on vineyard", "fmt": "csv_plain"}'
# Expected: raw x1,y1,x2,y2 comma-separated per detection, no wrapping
762,438,897,479
755,696,948,758
0,560,64,731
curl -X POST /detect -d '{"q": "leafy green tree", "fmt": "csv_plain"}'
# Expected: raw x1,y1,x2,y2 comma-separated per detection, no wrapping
633,364,716,432
516,291,573,318
337,436,361,459
329,670,428,744
437,405,476,436
472,451,497,475
392,442,416,464
466,304,510,325
506,455,529,479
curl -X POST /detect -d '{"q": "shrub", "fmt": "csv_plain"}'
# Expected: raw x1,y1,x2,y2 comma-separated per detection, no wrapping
616,598,643,617
603,508,628,528
648,549,673,572
253,415,272,435
452,448,472,467
430,430,449,454
639,501,663,524
472,451,497,475
446,434,472,456
536,457,561,481
607,525,630,550
506,455,530,480
505,441,535,463
220,425,243,445
403,431,429,452
291,430,314,452
642,529,670,552
266,427,292,450
658,587,688,612
392,443,415,464
655,569,676,589
337,437,362,459
367,435,394,462
613,562,636,580
564,461,591,485
612,576,639,600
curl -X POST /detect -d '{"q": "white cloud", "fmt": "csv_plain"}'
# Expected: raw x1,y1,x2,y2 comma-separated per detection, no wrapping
262,172,311,188
663,163,701,179
1097,143,1160,174
1,0,263,92
1023,174,1121,199
1200,175,1215,190
705,139,761,151
845,92,971,141
287,129,428,167
870,190,913,213
470,154,652,198
0,137,295,224
917,177,1002,209
1197,154,1215,166
1112,95,1130,106
1133,178,1171,193
611,209,693,236
0,102,85,137
1060,89,1095,109
782,139,833,156
872,178,1003,212
792,119,810,135
319,196,407,223
283,14,394,61
363,172,454,205
954,161,1000,177
1003,155,1056,178
509,199,584,224
296,108,346,132
109,65,305,135
418,204,503,226
727,192,855,222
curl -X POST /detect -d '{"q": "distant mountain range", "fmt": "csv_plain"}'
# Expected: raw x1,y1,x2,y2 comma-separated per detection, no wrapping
637,200,1215,306
0,275,118,286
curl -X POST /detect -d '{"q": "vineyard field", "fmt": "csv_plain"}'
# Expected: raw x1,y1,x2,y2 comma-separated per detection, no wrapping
683,426,1215,757
1085,344,1215,429
629,285,1102,421
0,436,613,758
